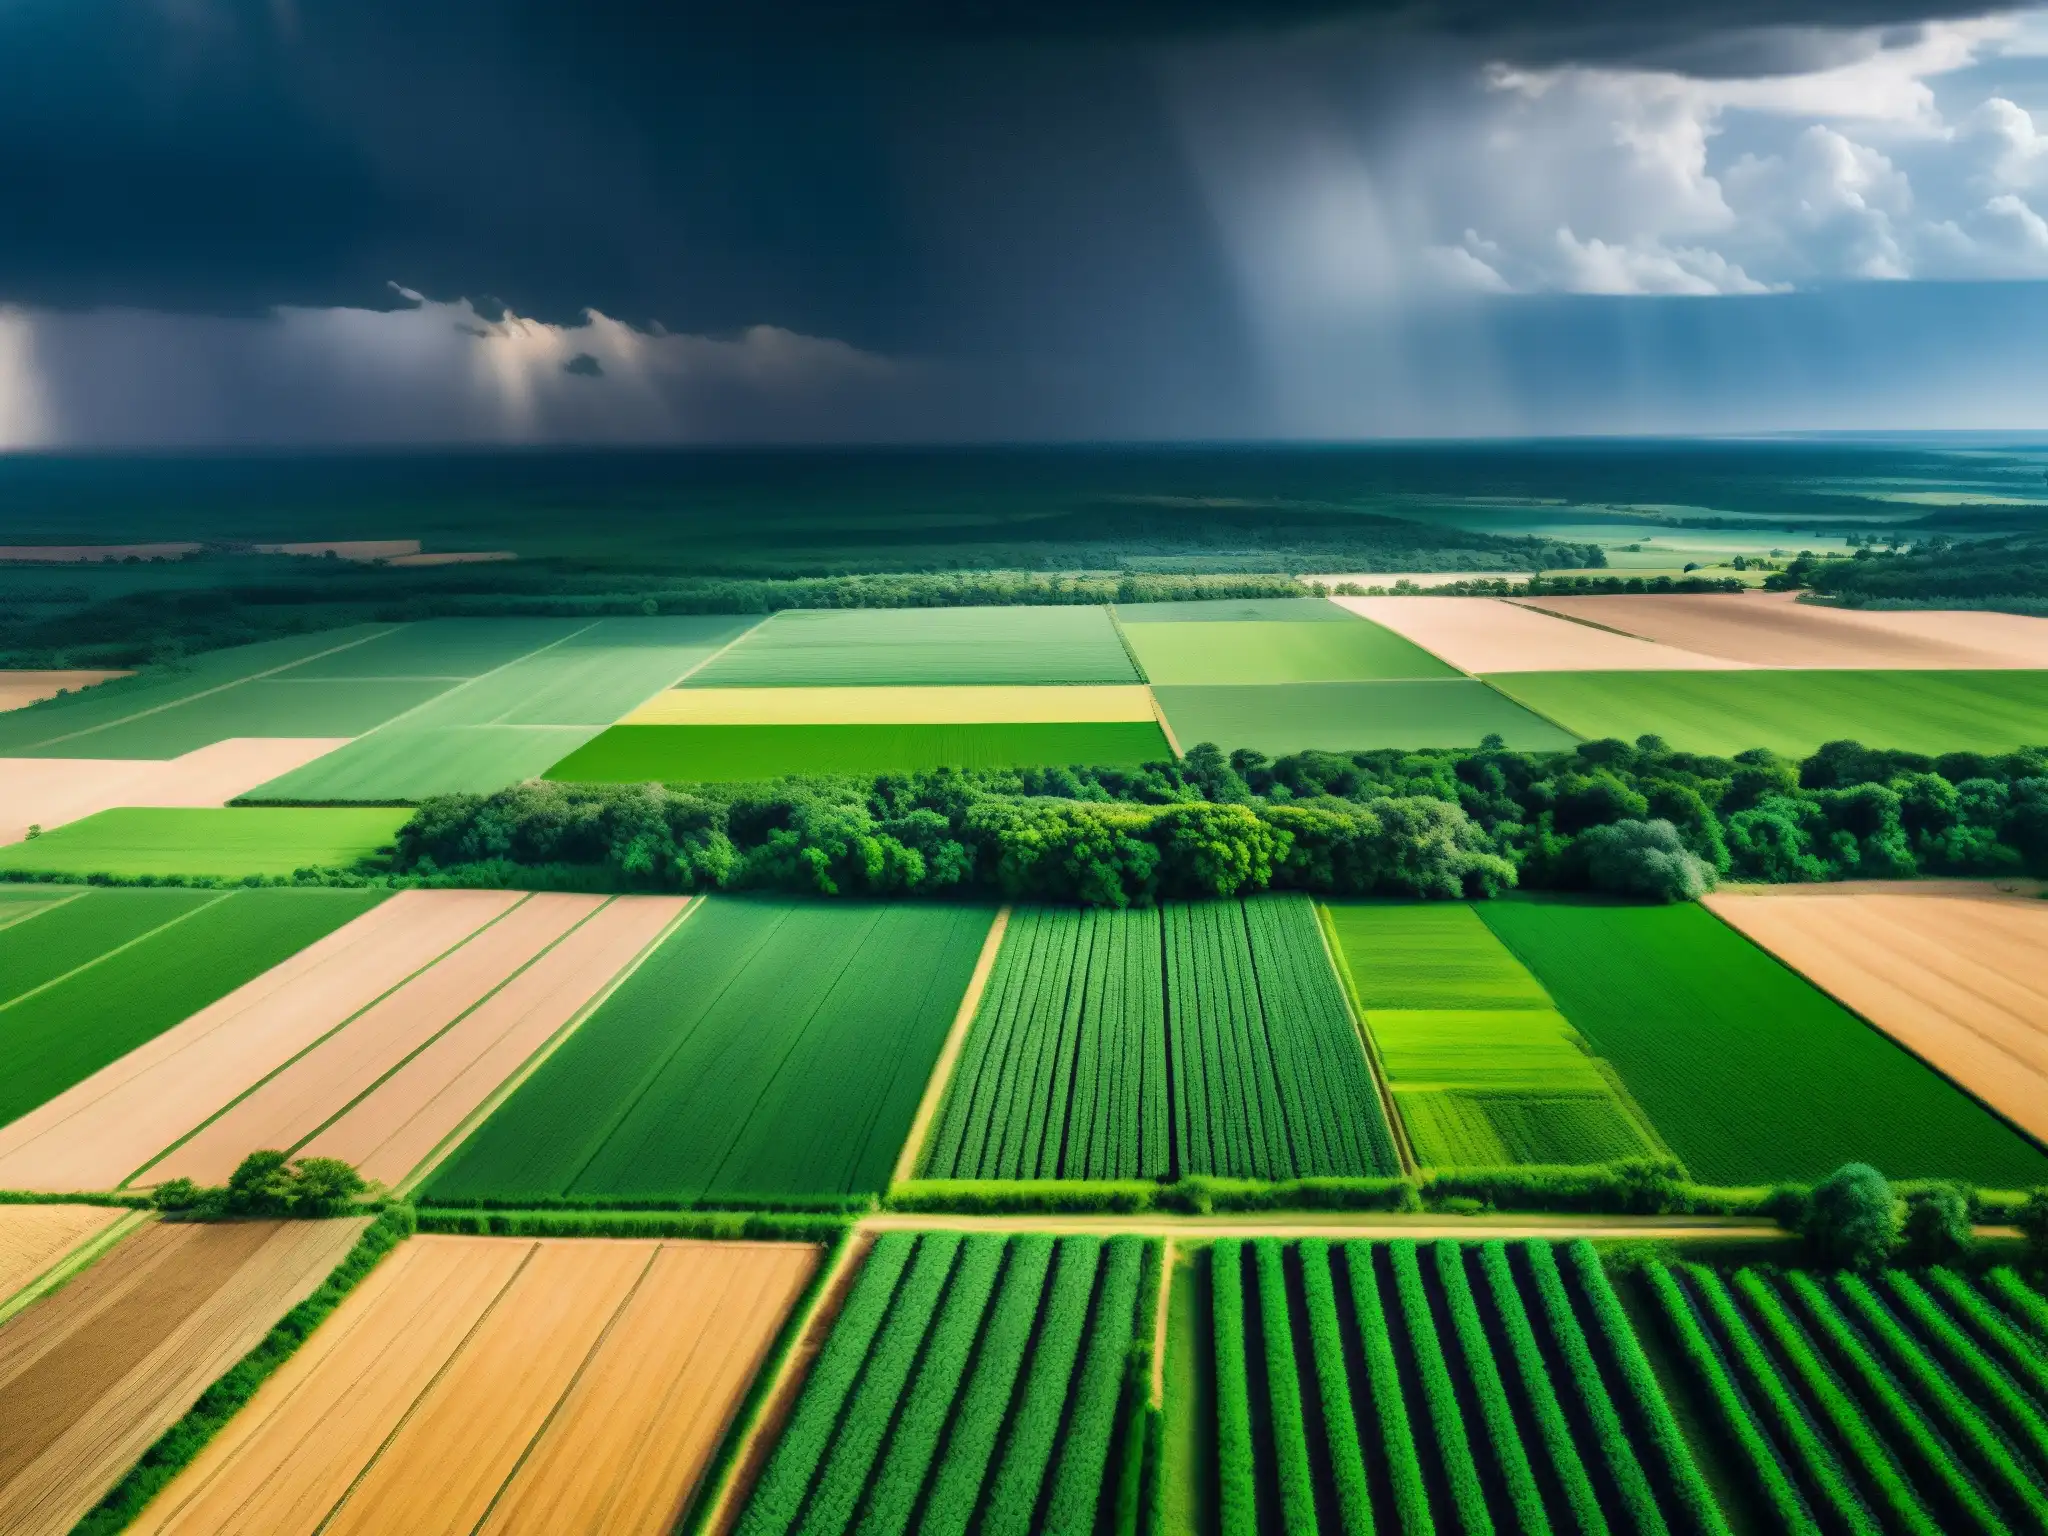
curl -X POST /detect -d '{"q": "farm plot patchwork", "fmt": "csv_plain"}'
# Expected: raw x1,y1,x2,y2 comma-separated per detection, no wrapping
128,1235,817,1536
1706,891,2048,1146
922,896,1399,1181
0,739,352,846
0,806,411,878
1323,903,1661,1169
1153,680,1576,755
737,1230,1154,1536
248,616,758,800
686,605,1141,687
1478,900,2048,1186
1119,618,1460,685
1334,595,1742,673
0,1217,365,1536
1196,1237,1727,1535
426,899,993,1204
1644,1258,2048,1536
1487,669,2048,757
0,886,386,1141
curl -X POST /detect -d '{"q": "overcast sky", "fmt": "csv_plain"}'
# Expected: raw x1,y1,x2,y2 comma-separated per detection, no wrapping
6,0,2048,445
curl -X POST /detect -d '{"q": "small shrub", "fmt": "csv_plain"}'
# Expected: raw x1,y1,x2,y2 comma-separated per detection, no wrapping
1897,1182,1973,1267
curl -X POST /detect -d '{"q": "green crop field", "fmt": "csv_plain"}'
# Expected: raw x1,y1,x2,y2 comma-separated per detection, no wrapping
683,605,1141,687
248,615,759,798
1152,680,1579,754
1479,899,2048,1186
1323,902,1660,1169
922,896,1399,1181
545,719,1171,782
0,806,412,878
0,887,385,1129
1193,1237,1725,1535
738,1230,1156,1536
1120,619,1460,685
1644,1258,2048,1534
1115,596,1359,623
425,897,992,1204
1487,669,2048,756
263,616,592,679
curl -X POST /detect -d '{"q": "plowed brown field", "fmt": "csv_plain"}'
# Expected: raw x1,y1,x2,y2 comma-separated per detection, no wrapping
1519,591,2048,668
143,893,606,1186
303,896,688,1189
0,1217,362,1536
0,890,519,1191
1706,890,2048,1144
0,1205,125,1303
0,739,351,845
1334,595,1744,673
129,1236,817,1536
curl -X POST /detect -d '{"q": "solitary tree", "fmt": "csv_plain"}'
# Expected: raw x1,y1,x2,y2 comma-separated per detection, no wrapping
1804,1163,1899,1270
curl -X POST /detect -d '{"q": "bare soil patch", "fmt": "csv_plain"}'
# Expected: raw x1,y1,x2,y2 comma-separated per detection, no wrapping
0,545,201,563
250,541,421,560
0,890,519,1192
0,738,350,845
0,672,131,714
0,1206,125,1304
1706,890,2048,1144
1333,596,1745,674
0,1217,362,1535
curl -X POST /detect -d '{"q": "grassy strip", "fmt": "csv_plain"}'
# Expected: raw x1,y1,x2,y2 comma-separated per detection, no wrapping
1566,1240,1731,1536
71,1206,415,1536
1212,1241,1258,1536
1254,1241,1321,1535
1729,1270,1939,1536
1044,1238,1148,1532
1388,1239,1493,1536
918,1237,1057,1536
738,1233,918,1535
415,1207,849,1242
1926,1269,2048,1395
1343,1243,1432,1534
1479,1241,1608,1536
1523,1241,1671,1536
983,1237,1109,1536
1779,1271,2005,1533
1298,1241,1375,1536
0,1209,151,1328
1437,1240,1552,1536
1834,1273,2048,1527
1643,1265,1822,1536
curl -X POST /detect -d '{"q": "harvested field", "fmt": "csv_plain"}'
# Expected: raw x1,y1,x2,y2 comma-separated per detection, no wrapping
1489,668,2048,756
0,1206,125,1304
305,896,689,1189
1333,595,1743,672
1151,680,1576,754
546,720,1171,783
0,887,387,1140
1525,590,2048,668
684,606,1140,687
0,889,508,1191
1479,899,2048,1186
142,893,610,1186
0,739,351,845
0,671,129,713
0,1217,363,1536
427,899,991,1204
1121,619,1459,685
130,1235,817,1536
622,683,1156,725
0,804,407,876
1706,891,2048,1146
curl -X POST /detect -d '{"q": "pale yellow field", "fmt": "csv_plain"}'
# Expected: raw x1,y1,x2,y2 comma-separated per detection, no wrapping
622,683,1157,725
1332,596,1744,673
1707,890,2048,1143
131,1236,819,1536
0,1206,124,1304
0,890,520,1191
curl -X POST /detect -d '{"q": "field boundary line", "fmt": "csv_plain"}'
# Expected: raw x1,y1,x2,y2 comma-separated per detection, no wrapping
1151,1237,1172,1406
1506,599,1666,642
14,623,406,752
120,892,536,1188
890,904,1010,1186
394,894,702,1196
667,611,779,692
1147,686,1184,757
0,1206,152,1325
1314,901,1417,1178
1106,602,1151,683
0,889,235,1019
695,1230,876,1536
860,1213,1791,1240
280,896,618,1167
1473,674,1586,740
0,889,87,932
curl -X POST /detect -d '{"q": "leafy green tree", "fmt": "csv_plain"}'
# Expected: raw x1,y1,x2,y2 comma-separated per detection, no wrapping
1572,819,1716,902
1803,1163,1899,1270
1897,1184,1973,1267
